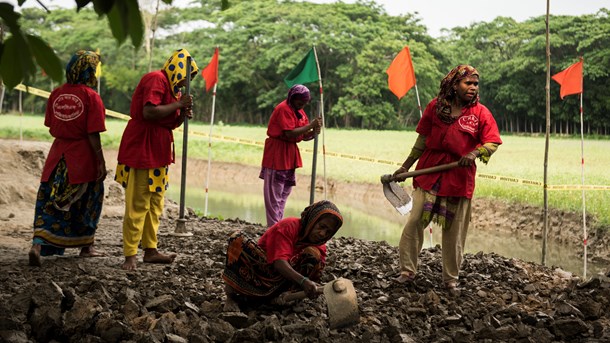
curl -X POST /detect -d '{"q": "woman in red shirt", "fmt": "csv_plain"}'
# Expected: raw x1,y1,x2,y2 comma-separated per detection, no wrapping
392,65,502,291
115,49,198,271
29,50,107,266
222,200,342,312
260,84,322,227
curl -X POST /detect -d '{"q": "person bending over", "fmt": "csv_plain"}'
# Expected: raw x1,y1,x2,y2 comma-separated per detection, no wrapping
222,200,343,311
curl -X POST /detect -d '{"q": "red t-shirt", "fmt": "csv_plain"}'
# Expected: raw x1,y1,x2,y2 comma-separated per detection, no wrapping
117,70,181,168
41,84,106,184
258,217,327,264
413,98,502,198
261,100,309,170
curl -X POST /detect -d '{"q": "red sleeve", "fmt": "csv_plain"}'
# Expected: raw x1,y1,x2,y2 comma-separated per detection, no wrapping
140,73,167,108
261,220,299,263
86,90,106,134
416,99,436,136
478,105,502,145
267,102,294,138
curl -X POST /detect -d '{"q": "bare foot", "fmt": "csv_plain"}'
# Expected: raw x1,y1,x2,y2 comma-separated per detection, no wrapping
122,255,138,271
394,272,415,284
223,285,241,312
223,296,241,312
28,244,41,267
79,246,106,257
143,248,176,264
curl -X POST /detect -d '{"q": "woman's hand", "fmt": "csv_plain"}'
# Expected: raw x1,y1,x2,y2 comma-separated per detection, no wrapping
302,278,320,299
458,151,478,166
97,161,107,181
179,94,193,119
392,166,408,181
310,117,322,133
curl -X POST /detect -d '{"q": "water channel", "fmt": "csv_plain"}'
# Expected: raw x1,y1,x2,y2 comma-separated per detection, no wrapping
167,177,605,277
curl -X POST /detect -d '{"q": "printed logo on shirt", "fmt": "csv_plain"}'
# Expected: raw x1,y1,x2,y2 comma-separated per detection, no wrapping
458,114,479,134
53,94,84,121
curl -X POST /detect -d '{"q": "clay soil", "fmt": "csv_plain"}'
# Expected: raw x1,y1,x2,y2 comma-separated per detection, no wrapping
1,139,609,343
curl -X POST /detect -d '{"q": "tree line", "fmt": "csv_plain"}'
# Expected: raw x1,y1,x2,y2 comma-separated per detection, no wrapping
3,0,609,134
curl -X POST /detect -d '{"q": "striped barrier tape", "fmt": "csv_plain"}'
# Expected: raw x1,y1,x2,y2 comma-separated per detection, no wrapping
14,84,610,191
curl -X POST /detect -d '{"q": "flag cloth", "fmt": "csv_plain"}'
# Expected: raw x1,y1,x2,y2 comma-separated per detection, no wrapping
386,46,416,100
201,47,219,92
552,60,583,99
284,48,319,87
95,48,102,78
95,61,102,78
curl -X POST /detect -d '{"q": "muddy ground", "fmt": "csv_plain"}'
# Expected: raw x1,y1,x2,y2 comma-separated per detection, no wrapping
1,139,609,343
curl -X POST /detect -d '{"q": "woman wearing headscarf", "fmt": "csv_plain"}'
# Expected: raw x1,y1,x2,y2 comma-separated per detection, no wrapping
115,49,198,270
28,50,106,266
222,200,343,312
260,84,322,228
392,65,502,290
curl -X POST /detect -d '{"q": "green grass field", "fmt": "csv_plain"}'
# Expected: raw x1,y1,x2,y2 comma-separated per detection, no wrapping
2,113,609,227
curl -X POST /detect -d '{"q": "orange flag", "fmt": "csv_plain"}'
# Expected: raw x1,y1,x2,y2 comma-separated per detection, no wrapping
386,46,416,100
552,59,583,99
201,47,219,92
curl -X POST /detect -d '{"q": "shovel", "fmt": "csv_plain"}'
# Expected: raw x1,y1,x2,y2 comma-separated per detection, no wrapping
273,278,359,329
380,161,459,215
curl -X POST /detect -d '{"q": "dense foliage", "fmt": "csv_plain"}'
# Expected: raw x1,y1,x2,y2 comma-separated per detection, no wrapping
2,0,609,133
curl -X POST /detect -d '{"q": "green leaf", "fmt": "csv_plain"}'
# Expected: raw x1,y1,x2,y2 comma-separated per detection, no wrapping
0,34,36,89
26,34,63,84
106,3,127,44
0,3,21,28
126,0,144,48
91,0,114,16
76,0,93,11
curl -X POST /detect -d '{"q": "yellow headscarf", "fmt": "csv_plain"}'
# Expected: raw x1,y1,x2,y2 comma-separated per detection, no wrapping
162,49,199,98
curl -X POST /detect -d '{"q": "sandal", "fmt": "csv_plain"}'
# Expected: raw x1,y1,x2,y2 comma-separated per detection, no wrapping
394,272,415,284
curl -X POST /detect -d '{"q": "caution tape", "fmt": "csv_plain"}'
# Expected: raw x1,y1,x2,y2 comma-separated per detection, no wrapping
14,84,610,191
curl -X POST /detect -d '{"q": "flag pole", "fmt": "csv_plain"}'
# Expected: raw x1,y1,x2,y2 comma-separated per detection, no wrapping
413,83,433,248
542,0,551,265
312,45,327,201
578,57,587,278
204,81,218,216
173,56,193,237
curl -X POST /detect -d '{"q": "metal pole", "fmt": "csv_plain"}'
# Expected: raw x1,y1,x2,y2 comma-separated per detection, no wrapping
174,56,193,236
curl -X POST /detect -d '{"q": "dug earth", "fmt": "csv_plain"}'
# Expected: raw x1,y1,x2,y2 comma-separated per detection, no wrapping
0,139,609,342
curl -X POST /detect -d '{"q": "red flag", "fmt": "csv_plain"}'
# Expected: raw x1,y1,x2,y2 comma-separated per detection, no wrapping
386,46,416,100
552,59,583,99
201,47,219,92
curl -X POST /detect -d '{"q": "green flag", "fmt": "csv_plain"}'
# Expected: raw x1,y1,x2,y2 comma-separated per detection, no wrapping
284,48,319,87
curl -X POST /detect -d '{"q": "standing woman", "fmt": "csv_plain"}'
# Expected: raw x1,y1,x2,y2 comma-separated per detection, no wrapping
115,49,198,271
260,84,321,228
29,50,107,266
392,65,502,290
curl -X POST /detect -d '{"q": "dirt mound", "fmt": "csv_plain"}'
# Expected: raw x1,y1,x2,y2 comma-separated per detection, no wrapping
1,138,610,342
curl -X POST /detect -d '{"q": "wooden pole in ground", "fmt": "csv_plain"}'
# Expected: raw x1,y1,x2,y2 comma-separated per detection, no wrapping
542,0,551,265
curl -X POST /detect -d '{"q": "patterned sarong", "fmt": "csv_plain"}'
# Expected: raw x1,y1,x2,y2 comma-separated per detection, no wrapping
32,159,104,256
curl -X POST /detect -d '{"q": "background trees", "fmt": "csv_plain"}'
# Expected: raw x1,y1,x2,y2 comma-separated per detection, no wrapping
2,1,609,134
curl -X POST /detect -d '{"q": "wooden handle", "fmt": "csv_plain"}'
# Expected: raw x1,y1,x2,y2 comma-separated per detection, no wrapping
393,161,459,180
274,286,324,305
